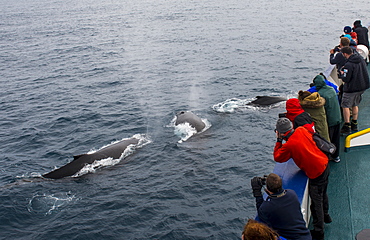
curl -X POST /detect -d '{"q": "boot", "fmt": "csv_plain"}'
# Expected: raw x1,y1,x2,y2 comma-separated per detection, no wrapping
310,230,324,240
341,123,351,134
351,120,358,132
324,213,332,223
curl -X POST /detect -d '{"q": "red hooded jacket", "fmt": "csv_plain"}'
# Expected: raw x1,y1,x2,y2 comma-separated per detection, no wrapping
274,126,328,179
285,98,315,132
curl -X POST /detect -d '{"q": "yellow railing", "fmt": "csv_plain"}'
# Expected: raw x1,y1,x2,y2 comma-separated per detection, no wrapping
345,128,370,151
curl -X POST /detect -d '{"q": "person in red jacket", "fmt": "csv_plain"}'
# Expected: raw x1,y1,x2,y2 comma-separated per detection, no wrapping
273,117,330,240
285,98,315,132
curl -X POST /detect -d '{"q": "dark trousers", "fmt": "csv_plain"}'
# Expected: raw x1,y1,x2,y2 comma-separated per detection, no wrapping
309,165,330,234
328,123,341,158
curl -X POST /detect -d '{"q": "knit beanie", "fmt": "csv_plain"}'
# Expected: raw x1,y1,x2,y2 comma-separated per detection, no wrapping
276,117,293,134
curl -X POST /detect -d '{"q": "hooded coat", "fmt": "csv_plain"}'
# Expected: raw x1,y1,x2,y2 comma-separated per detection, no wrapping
298,92,330,141
307,78,339,93
313,75,342,127
341,54,370,93
274,126,328,179
353,22,369,49
285,98,315,132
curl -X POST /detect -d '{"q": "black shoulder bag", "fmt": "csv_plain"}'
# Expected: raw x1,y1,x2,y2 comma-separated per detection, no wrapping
312,132,336,155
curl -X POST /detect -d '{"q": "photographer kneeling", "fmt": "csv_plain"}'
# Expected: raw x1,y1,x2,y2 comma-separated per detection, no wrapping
251,173,311,240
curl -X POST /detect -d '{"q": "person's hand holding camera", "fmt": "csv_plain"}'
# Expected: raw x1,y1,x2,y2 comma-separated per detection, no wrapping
251,177,263,197
275,129,283,142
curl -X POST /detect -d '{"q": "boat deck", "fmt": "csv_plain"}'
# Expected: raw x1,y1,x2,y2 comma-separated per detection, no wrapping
325,64,370,240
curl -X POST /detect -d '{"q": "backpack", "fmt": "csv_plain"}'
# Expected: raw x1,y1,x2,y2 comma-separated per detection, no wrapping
312,132,336,155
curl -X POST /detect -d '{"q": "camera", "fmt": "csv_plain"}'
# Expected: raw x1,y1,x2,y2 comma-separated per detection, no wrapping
333,45,340,53
278,113,286,118
258,176,267,185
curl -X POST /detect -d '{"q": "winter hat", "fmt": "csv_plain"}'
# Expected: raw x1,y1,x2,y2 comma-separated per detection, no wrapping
344,26,352,33
276,117,293,134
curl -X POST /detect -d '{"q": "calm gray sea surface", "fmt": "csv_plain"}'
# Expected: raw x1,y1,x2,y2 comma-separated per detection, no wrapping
0,0,369,239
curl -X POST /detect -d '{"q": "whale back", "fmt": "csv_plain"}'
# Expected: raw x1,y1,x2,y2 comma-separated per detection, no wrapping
42,138,140,179
249,96,287,106
175,111,205,132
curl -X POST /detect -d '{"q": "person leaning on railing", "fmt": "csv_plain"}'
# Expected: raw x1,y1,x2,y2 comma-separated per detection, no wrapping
352,20,369,49
312,74,342,163
273,118,330,240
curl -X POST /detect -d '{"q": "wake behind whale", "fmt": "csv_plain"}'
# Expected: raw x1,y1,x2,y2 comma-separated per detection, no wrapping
212,96,287,113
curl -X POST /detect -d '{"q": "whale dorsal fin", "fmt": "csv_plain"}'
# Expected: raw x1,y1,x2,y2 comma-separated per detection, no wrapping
73,154,87,160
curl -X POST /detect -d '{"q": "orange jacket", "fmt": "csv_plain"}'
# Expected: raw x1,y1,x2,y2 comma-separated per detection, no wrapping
273,126,328,179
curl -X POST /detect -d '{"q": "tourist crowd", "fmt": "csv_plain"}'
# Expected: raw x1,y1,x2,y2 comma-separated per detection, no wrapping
243,20,369,240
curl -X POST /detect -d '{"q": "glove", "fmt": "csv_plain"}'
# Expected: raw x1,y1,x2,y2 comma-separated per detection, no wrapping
251,177,263,198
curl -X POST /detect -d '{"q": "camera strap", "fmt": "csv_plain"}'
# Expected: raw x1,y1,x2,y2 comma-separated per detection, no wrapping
283,129,294,140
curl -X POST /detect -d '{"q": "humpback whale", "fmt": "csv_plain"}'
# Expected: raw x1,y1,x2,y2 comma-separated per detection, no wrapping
175,111,206,132
248,96,287,106
42,138,140,179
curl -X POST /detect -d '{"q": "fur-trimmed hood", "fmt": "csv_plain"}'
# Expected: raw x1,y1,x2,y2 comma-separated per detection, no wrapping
298,91,326,109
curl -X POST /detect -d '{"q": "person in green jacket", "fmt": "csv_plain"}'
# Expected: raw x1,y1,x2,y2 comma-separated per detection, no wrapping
298,91,330,142
312,74,342,162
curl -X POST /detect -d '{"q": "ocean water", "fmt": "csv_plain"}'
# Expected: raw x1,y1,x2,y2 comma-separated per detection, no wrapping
0,0,368,239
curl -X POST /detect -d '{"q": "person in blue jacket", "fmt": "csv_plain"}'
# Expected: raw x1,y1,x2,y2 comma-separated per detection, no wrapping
307,73,338,94
341,26,358,47
251,173,312,240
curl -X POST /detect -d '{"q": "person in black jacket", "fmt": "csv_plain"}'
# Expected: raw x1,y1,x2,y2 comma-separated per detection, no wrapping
339,46,370,134
251,173,312,240
330,37,351,78
353,20,369,49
